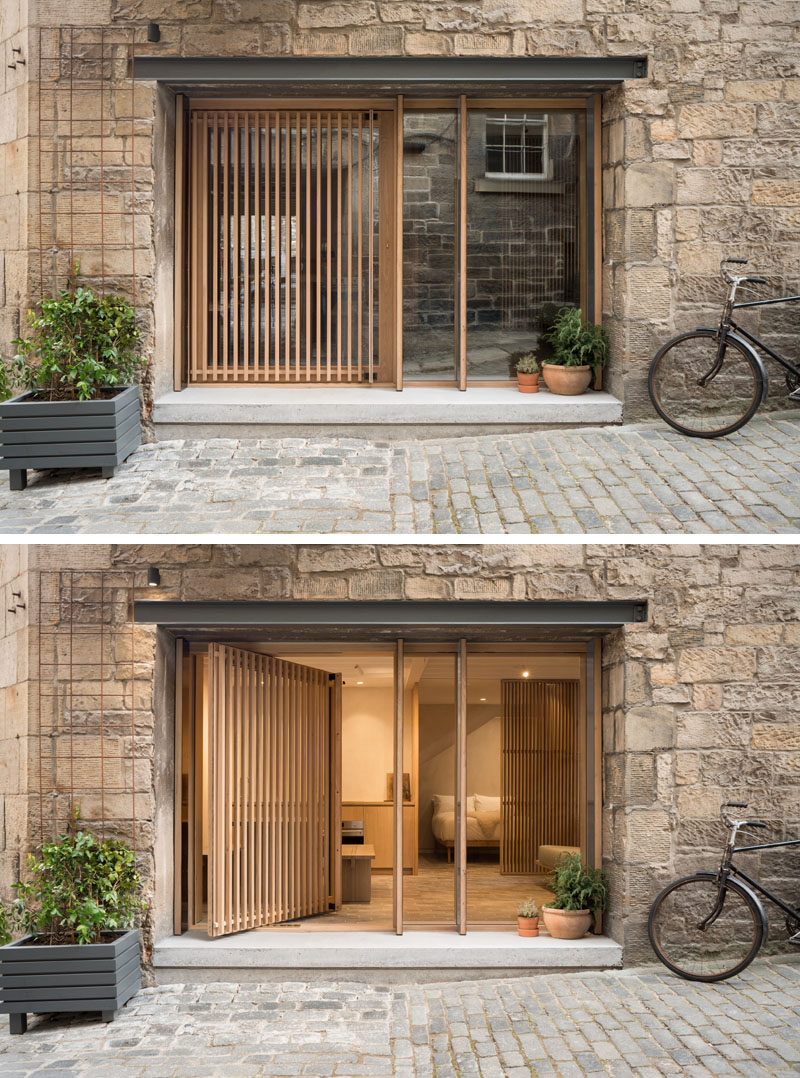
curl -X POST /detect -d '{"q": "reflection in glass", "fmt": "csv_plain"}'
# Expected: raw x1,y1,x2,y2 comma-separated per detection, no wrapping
402,111,457,382
466,109,582,382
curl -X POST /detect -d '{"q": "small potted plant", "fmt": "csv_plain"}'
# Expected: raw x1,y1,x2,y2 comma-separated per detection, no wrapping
0,276,145,490
516,898,540,937
541,307,608,396
540,852,608,940
515,353,540,394
0,815,145,1034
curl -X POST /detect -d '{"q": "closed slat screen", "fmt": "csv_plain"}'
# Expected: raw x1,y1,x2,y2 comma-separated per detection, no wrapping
208,644,332,937
188,110,380,384
501,679,581,875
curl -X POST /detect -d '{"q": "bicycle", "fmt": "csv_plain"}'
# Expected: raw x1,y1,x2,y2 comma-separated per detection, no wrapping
648,802,800,982
648,257,800,438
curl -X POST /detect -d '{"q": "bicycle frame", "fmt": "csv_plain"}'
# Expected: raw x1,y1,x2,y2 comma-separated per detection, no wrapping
721,836,800,924
721,292,800,382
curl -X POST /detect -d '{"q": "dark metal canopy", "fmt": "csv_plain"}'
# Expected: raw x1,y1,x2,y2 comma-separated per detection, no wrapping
132,55,647,93
134,599,647,641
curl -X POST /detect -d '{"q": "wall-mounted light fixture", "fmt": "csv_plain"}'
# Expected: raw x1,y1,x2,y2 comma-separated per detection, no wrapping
147,22,161,43
521,670,530,678
147,567,161,587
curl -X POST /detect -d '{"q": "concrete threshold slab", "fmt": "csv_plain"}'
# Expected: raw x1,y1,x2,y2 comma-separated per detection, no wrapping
152,386,623,440
153,929,623,983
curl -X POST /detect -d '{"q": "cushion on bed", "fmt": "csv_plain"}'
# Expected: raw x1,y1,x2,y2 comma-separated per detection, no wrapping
473,794,501,813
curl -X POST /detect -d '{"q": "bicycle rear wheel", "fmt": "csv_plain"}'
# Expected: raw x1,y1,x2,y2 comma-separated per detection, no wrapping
648,329,765,437
648,873,765,982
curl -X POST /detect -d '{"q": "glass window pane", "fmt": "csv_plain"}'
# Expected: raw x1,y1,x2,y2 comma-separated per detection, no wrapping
466,651,585,927
403,110,457,382
405,650,457,926
466,108,582,382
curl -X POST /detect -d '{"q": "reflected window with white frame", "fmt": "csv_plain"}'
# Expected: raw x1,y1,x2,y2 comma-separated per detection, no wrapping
485,115,549,179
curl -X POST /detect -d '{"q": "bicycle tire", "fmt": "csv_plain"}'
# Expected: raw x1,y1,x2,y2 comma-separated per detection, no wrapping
648,873,765,982
648,329,765,438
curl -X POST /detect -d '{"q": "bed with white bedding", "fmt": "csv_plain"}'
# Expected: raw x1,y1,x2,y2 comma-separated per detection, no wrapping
431,794,501,861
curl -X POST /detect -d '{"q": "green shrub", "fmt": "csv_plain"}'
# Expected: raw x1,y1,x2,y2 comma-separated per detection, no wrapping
10,281,143,402
0,816,145,946
545,307,609,371
546,852,608,919
516,897,540,918
515,352,539,375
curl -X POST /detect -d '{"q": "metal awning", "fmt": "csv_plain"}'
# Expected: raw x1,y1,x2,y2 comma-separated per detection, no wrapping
132,55,648,93
134,599,647,640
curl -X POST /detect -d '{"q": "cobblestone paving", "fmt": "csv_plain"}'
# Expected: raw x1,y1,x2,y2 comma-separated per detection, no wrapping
1,959,798,1076
0,412,798,534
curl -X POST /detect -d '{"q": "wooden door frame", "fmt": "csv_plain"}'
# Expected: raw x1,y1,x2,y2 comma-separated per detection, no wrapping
175,93,601,390
173,637,603,935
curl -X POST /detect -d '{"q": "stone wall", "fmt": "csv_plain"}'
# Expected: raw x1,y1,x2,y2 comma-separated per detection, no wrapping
0,542,795,962
0,544,30,903
1,3,798,417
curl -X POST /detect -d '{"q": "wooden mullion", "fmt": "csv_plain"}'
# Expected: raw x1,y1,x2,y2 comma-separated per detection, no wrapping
457,95,467,392
284,115,291,381
295,112,301,380
393,639,404,935
326,113,332,381
336,111,342,382
305,112,312,381
316,112,322,382
395,96,403,390
243,114,250,381
367,109,374,383
456,639,467,933
273,113,280,382
356,110,363,382
346,114,353,381
173,96,186,390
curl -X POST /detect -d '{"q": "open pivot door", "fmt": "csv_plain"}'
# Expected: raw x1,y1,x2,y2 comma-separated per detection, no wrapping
207,644,341,937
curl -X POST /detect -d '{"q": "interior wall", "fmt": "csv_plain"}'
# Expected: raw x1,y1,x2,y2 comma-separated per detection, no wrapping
342,686,394,803
418,692,501,853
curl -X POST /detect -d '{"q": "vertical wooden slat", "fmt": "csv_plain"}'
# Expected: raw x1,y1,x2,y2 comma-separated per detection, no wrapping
395,95,403,390
199,114,209,384
331,673,342,911
346,114,353,380
357,110,363,381
174,97,186,390
173,639,184,934
305,112,312,381
335,111,343,381
393,639,404,935
253,114,260,380
268,654,277,922
457,95,467,392
222,114,230,381
326,112,332,381
456,639,467,933
368,109,374,383
273,113,281,381
593,94,603,324
284,115,291,381
243,114,250,380
316,112,322,382
211,116,219,382
295,112,301,380
232,114,240,380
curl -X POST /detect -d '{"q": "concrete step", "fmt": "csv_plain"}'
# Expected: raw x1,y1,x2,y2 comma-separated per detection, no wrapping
153,929,623,984
152,386,623,440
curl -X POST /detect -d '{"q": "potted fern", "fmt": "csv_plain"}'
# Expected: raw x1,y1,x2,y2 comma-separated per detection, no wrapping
514,353,540,393
1,279,144,490
0,817,145,1035
541,307,608,396
516,898,540,937
540,852,608,940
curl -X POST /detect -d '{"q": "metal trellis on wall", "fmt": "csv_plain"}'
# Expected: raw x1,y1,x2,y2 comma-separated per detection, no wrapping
35,570,142,852
36,26,142,306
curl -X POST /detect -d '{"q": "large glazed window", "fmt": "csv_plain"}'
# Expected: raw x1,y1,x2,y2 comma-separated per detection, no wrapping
466,109,582,383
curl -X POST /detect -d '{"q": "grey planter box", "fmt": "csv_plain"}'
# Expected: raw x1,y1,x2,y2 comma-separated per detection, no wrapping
0,384,141,490
0,928,141,1035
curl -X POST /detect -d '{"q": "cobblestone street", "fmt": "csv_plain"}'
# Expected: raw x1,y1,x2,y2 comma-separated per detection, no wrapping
0,412,798,534
0,959,798,1076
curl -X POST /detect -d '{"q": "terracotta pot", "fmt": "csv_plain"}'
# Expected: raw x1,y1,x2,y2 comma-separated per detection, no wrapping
541,907,592,940
517,916,540,938
541,364,592,396
516,371,540,394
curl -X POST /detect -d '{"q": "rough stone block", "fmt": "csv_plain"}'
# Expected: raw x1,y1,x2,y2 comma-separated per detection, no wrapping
677,646,756,683
624,705,674,752
751,724,800,751
297,2,378,28
624,810,671,863
751,179,800,206
348,569,404,600
677,103,756,139
623,264,672,321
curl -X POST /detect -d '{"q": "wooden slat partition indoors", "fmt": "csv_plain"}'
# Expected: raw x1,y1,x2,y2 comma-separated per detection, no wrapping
187,107,385,385
208,644,336,937
500,679,581,875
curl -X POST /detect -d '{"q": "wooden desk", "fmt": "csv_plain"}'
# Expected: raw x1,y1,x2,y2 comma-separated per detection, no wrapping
341,843,376,904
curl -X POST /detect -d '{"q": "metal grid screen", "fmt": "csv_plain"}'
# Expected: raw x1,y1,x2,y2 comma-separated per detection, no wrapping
35,570,140,850
36,26,142,305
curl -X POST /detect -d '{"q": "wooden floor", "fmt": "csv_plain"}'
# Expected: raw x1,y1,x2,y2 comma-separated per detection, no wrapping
263,854,555,929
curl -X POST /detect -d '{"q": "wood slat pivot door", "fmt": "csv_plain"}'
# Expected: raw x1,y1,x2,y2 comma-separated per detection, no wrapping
208,644,341,937
187,107,393,385
501,679,581,876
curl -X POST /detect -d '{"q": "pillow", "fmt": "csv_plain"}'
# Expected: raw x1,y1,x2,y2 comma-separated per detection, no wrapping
432,794,477,814
473,794,501,813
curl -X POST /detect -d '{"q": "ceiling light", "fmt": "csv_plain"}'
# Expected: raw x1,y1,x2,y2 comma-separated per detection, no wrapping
356,680,364,685
480,697,486,702
521,670,529,678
